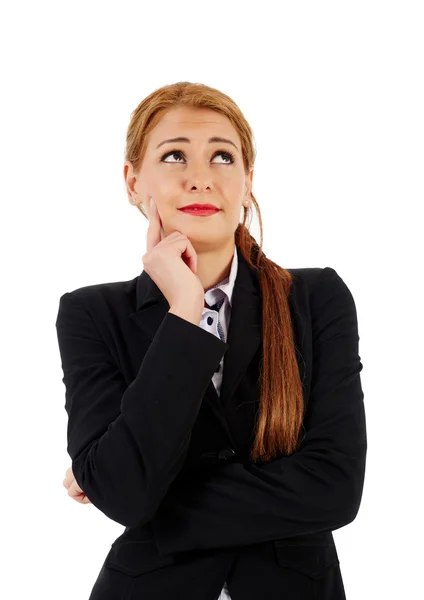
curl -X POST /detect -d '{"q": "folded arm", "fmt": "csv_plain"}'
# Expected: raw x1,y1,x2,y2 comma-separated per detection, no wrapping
56,292,228,529
151,267,367,553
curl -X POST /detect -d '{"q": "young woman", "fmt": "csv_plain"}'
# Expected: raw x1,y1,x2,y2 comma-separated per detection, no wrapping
57,81,367,600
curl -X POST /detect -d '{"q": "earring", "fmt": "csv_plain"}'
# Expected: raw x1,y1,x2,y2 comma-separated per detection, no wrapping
132,196,136,203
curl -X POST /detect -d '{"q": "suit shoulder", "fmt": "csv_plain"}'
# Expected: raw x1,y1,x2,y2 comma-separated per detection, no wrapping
58,275,138,311
287,266,344,287
286,266,354,304
286,266,325,290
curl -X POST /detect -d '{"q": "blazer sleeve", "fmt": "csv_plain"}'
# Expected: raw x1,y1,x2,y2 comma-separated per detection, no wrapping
151,267,367,553
55,291,228,528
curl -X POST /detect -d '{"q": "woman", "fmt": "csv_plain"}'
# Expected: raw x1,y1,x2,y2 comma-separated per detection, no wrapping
57,81,367,600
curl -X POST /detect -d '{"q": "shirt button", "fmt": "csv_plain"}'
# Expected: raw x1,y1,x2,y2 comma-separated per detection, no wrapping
218,448,236,461
207,316,213,325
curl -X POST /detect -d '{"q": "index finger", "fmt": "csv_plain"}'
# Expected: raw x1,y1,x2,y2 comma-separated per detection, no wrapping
146,197,165,252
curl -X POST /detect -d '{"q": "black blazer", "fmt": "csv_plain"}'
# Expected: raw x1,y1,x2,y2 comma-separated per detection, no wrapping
55,246,367,600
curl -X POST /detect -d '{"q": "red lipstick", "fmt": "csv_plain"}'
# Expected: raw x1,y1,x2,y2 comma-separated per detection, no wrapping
178,203,221,217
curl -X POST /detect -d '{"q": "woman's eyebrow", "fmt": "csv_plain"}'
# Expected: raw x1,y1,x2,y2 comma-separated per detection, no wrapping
156,136,239,152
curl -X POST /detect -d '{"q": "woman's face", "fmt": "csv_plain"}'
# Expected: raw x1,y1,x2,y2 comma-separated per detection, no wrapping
124,106,253,249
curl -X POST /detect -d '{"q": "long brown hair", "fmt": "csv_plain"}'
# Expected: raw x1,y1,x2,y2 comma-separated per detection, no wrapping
124,82,304,463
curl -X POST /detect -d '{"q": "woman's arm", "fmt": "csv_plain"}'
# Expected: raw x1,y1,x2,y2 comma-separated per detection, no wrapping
151,267,367,553
56,292,228,528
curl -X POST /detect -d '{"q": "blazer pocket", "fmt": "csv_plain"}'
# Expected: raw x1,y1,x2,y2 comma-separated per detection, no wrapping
105,540,175,577
273,533,340,580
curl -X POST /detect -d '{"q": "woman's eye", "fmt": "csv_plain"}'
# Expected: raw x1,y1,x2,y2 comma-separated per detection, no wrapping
161,151,184,163
161,150,234,164
212,152,234,164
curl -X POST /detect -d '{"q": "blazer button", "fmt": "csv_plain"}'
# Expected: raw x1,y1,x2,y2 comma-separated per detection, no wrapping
218,448,236,461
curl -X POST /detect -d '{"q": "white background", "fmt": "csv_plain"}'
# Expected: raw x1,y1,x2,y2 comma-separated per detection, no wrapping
1,1,423,598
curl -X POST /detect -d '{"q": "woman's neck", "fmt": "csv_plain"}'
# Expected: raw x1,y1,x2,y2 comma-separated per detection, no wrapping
195,242,236,293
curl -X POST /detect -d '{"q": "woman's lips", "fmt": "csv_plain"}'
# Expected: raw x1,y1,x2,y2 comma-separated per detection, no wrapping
178,207,221,216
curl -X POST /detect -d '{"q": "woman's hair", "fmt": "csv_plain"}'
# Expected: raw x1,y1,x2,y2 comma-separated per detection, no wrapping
124,81,304,463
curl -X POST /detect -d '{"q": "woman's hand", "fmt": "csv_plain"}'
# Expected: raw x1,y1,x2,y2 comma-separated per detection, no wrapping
63,466,92,504
143,198,205,314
